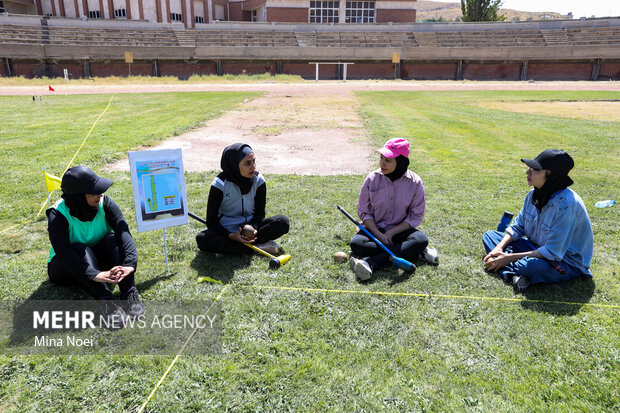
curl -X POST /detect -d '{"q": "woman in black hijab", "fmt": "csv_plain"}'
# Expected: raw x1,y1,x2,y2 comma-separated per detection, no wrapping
483,149,594,292
47,166,144,327
196,143,289,256
348,138,437,281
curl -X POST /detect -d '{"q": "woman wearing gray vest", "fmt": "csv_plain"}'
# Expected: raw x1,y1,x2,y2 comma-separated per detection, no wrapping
196,143,289,256
47,166,144,326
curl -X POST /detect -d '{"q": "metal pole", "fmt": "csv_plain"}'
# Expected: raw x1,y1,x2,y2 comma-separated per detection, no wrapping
520,61,528,81
456,60,463,80
343,63,347,82
5,58,12,77
591,58,601,81
315,63,319,82
83,59,91,78
163,228,171,275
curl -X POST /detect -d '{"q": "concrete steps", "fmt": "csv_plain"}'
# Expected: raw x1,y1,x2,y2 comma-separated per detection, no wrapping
414,32,437,47
541,29,569,46
174,30,196,47
295,32,315,47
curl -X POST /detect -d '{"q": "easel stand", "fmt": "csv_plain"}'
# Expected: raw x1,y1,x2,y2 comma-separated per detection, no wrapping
162,228,171,275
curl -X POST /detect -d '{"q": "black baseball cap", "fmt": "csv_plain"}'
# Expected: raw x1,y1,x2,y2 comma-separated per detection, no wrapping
61,166,113,195
521,149,574,175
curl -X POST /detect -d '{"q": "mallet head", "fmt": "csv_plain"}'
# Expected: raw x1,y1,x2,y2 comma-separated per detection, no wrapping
269,254,291,269
389,255,416,274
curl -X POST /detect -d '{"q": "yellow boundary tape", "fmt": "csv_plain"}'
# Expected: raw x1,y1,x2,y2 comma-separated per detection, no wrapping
137,285,229,413
134,282,616,411
0,97,114,235
253,284,620,309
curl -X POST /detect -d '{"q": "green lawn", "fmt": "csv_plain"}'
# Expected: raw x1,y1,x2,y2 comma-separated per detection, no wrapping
0,90,618,412
0,73,305,86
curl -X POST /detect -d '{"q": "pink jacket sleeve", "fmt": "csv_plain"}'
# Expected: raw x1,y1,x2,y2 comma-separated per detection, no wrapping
405,179,425,229
357,174,374,222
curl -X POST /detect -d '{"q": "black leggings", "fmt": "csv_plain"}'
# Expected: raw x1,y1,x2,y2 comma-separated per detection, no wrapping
47,233,135,299
350,227,428,271
196,215,290,255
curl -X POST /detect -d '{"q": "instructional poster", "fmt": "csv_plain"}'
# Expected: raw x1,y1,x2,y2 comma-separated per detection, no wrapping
129,149,188,232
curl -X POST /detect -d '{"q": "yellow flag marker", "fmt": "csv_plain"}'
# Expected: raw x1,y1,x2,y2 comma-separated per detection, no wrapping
44,170,61,191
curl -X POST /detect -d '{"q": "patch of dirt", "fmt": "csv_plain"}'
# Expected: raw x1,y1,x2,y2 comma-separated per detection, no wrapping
107,89,373,175
475,101,620,122
10,80,617,175
3,80,619,97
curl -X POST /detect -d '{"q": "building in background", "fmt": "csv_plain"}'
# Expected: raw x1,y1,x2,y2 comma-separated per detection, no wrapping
2,0,416,28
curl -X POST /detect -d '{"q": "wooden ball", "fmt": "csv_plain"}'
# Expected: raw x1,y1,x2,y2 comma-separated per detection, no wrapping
241,225,254,238
333,251,348,263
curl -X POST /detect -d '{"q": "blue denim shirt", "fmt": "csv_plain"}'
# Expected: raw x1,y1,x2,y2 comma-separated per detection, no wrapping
507,188,593,276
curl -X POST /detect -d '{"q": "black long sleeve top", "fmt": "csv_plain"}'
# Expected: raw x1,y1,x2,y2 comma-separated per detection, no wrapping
47,196,138,279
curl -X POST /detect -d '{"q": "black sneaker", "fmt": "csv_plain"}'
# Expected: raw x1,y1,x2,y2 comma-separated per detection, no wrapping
98,298,128,330
121,287,145,318
512,275,530,292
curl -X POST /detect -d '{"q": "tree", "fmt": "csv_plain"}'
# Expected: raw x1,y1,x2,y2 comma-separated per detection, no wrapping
460,0,505,22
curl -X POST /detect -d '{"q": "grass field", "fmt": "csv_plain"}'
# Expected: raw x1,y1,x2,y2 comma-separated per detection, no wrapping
0,90,618,411
0,73,305,87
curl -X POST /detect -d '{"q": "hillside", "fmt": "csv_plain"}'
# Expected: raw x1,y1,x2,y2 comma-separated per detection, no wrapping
416,1,570,22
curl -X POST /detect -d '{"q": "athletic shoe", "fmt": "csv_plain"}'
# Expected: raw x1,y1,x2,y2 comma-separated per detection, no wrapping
98,298,128,330
512,275,530,292
349,257,373,281
255,240,279,255
120,287,145,318
423,247,439,265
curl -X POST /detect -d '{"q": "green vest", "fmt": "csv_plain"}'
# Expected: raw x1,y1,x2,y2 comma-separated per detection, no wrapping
48,197,113,262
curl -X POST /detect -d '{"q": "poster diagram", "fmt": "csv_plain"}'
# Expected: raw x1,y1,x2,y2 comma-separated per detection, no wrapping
129,149,188,232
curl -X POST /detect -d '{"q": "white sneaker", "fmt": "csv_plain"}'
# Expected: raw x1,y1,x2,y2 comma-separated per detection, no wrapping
349,257,373,281
423,247,439,265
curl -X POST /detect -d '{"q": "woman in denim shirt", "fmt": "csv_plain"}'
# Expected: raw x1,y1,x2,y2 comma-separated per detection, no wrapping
483,149,593,292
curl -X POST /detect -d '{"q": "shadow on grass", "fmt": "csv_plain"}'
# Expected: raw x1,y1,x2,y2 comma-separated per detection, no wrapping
362,269,412,286
21,279,89,300
190,251,251,284
135,272,176,292
4,274,176,347
520,277,596,316
483,270,596,315
6,281,87,347
364,258,435,286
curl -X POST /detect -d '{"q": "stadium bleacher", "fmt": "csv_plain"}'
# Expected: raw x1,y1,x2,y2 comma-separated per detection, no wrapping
0,17,618,80
1,21,619,49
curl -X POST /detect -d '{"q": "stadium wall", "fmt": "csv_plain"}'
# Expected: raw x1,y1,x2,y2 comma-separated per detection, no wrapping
1,16,619,80
9,59,615,81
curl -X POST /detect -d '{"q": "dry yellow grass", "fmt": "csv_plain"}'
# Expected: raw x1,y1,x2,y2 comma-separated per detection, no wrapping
476,101,620,122
416,0,567,21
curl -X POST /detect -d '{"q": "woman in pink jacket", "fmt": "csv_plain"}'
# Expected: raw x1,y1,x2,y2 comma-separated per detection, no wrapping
349,138,437,281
